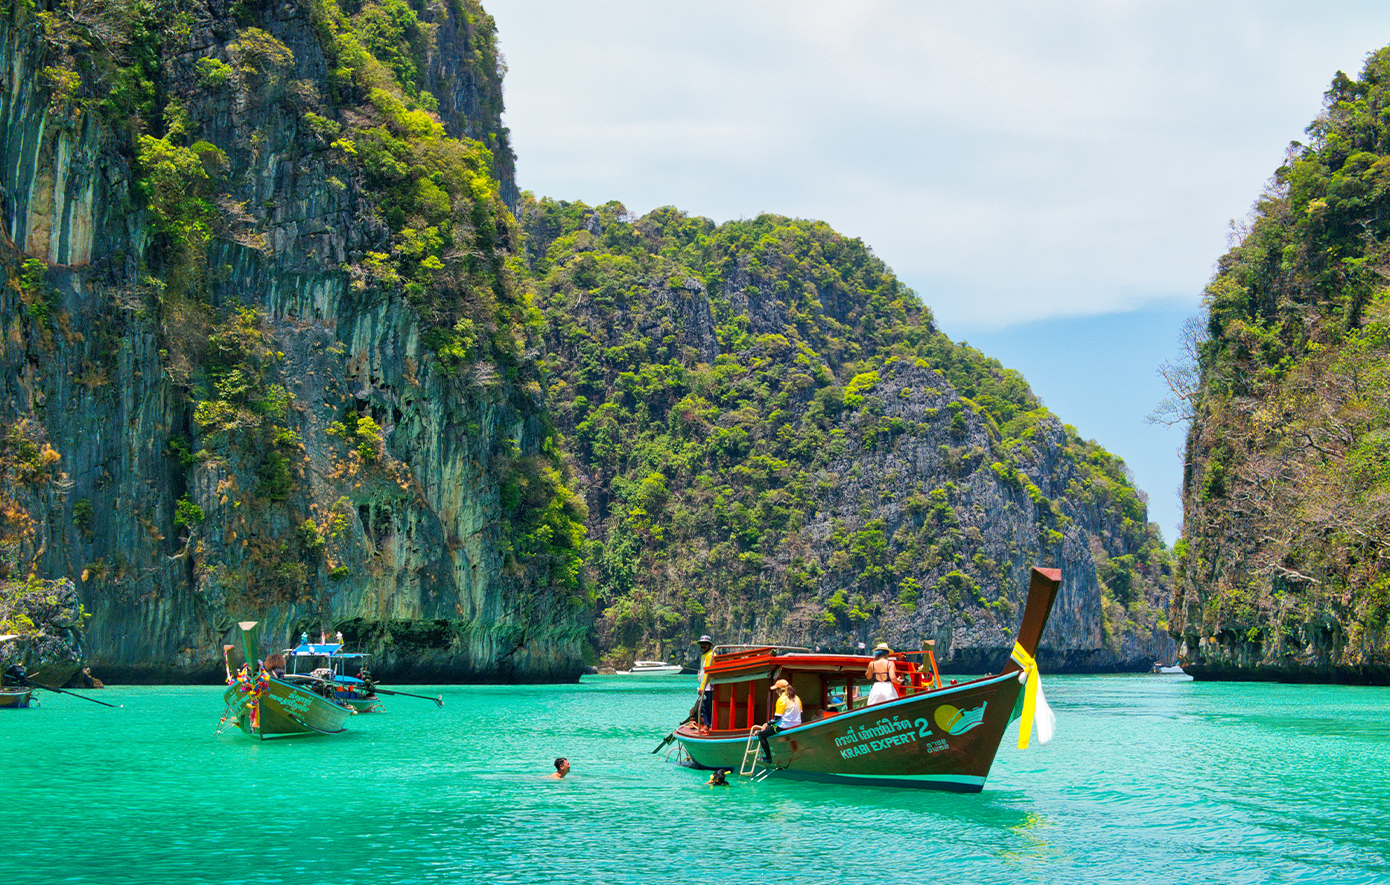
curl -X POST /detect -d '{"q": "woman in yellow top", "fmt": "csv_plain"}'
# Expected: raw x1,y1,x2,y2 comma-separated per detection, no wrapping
754,679,802,763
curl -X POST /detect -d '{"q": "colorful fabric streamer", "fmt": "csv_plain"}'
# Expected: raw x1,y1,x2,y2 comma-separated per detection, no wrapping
1010,642,1056,749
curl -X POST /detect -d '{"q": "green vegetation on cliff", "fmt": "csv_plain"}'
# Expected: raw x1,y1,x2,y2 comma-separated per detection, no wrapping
0,0,1171,679
522,199,1170,666
1175,47,1390,680
0,0,584,680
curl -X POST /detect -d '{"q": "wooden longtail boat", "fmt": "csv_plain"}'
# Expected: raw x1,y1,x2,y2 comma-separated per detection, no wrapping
0,665,34,708
281,634,382,712
0,686,33,708
672,567,1061,792
219,621,354,740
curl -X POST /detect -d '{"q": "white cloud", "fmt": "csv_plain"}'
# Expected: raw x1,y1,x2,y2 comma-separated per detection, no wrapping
488,0,1390,328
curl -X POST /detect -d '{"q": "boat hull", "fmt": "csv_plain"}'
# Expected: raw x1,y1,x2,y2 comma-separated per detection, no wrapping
668,566,1060,792
0,687,33,708
342,694,383,713
222,678,353,739
676,671,1025,792
282,674,382,712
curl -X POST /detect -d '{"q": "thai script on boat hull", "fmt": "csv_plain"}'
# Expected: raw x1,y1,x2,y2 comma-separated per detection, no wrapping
275,691,315,715
835,715,952,759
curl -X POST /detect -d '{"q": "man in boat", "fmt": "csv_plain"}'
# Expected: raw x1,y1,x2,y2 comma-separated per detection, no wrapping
865,643,899,705
695,635,715,735
548,757,570,779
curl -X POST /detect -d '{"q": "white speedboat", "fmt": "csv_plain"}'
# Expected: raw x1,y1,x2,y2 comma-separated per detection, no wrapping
617,660,684,676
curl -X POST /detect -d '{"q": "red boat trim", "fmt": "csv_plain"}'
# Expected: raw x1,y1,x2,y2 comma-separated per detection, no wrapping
678,670,1020,745
781,671,1018,731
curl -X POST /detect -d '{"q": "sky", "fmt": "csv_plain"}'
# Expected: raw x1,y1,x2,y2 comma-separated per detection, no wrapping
483,0,1390,543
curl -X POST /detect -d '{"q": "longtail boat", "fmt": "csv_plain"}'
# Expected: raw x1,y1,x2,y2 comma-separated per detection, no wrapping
671,567,1061,792
1,665,34,708
219,621,354,739
0,685,33,708
281,634,382,712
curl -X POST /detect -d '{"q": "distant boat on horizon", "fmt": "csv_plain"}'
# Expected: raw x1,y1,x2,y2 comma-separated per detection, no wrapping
617,660,685,676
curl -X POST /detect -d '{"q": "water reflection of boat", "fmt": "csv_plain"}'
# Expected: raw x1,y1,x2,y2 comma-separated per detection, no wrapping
282,633,383,712
618,660,684,676
668,568,1061,792
219,622,354,740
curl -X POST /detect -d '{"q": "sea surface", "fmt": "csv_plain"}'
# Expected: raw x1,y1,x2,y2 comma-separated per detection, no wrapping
2,674,1387,884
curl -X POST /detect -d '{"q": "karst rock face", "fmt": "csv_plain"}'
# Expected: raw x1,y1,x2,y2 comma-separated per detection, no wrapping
0,0,586,682
523,204,1175,674
1171,50,1390,685
0,0,1178,683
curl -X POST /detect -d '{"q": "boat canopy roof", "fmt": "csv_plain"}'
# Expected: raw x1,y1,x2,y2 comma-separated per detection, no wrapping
706,649,915,681
286,642,369,659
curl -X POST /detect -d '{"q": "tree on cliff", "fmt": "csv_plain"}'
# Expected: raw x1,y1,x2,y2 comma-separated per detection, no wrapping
1174,46,1390,682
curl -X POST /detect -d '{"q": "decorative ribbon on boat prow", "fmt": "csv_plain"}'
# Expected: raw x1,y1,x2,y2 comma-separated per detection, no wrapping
1010,642,1056,749
230,664,268,701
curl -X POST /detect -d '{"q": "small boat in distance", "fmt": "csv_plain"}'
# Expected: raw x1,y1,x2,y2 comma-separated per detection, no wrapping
219,622,354,740
281,633,382,712
618,660,685,676
0,664,34,708
0,684,33,708
667,567,1061,792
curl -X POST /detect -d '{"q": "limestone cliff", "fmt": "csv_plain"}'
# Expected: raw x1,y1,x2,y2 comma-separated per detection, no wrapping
522,200,1175,672
0,0,585,682
1173,50,1390,684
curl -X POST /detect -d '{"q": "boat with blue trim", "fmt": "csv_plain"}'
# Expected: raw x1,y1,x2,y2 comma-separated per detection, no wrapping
219,622,355,740
282,633,383,712
670,567,1061,792
1,664,33,708
0,685,32,708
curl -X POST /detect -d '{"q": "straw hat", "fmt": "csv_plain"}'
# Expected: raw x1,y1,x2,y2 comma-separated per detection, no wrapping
873,642,892,656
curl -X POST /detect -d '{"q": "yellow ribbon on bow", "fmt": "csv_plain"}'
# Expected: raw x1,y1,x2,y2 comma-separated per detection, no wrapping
1010,642,1055,749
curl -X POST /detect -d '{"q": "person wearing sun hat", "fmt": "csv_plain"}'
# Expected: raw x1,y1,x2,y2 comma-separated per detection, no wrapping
752,678,801,763
695,635,715,734
865,642,899,705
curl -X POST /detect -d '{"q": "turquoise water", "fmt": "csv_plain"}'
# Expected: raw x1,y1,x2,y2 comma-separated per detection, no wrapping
3,674,1387,884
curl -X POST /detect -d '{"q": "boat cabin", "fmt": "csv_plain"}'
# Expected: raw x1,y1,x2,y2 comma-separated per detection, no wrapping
285,637,370,685
702,646,942,732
